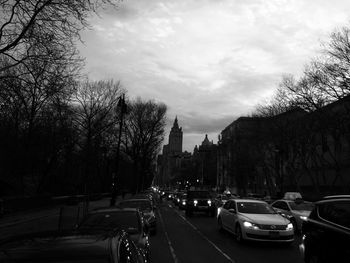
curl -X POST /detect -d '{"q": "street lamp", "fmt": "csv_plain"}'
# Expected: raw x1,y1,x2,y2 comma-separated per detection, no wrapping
110,94,127,206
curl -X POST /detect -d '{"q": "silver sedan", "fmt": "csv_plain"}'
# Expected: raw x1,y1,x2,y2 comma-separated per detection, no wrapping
217,199,294,243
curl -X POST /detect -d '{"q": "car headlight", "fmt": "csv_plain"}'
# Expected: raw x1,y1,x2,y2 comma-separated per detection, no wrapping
207,200,212,206
194,200,198,206
243,221,259,230
286,223,293,231
182,201,186,205
300,216,308,221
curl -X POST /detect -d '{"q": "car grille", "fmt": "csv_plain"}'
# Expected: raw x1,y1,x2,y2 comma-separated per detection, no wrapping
198,200,209,206
246,233,293,240
258,224,287,230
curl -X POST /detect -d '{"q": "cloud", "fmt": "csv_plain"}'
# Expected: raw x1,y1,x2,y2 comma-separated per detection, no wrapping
79,0,350,152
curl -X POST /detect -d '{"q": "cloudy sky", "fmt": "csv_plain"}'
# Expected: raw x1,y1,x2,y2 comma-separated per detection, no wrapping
78,0,350,152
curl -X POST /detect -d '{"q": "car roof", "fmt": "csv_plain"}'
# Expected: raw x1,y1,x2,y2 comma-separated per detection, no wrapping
0,231,118,261
120,198,151,202
91,207,139,213
323,195,350,199
232,199,267,203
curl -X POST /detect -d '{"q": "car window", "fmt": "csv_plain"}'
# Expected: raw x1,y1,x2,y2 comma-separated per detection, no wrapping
229,201,236,210
318,200,350,229
223,200,231,210
237,202,276,214
289,202,314,211
187,191,211,198
79,211,140,234
273,201,289,211
119,200,152,212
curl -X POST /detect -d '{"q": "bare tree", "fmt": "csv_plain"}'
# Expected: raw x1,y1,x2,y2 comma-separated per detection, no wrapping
73,79,122,193
123,98,167,192
0,0,115,72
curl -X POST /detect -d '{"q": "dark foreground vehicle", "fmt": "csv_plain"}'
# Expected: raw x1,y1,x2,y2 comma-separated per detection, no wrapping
0,229,145,263
300,195,350,263
118,199,157,235
77,208,150,261
185,190,216,217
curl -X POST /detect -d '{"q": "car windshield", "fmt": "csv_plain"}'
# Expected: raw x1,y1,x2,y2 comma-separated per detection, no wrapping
289,202,314,211
237,202,276,214
118,200,152,212
78,211,140,234
188,191,211,199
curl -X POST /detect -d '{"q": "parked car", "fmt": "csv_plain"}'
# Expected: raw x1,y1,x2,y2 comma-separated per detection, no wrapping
77,207,150,261
118,198,157,235
178,193,188,210
271,199,314,232
214,194,230,207
299,195,350,263
185,190,216,217
173,192,185,206
217,199,294,243
283,192,302,200
0,229,146,262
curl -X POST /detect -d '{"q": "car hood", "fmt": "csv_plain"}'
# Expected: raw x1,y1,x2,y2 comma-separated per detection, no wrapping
239,213,289,225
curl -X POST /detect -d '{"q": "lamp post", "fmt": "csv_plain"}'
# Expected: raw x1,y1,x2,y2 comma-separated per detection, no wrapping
110,94,127,206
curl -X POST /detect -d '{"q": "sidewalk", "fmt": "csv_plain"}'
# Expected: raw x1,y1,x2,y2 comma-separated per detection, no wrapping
0,194,132,228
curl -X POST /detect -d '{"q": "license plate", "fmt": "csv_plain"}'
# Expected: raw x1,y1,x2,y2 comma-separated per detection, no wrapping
269,231,280,238
198,206,206,209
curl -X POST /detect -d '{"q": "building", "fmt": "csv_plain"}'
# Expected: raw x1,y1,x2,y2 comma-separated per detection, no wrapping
217,96,350,199
192,134,217,189
156,117,185,187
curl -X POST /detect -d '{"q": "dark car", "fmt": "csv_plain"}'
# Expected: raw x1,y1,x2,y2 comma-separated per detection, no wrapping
178,193,188,210
299,195,350,263
118,199,157,235
185,190,216,217
77,207,151,261
0,229,145,263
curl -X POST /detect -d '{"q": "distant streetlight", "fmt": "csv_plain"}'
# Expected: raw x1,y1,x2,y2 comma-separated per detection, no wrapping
110,94,127,206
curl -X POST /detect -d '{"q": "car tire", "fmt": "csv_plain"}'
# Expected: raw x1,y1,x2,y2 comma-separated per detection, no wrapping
235,225,244,243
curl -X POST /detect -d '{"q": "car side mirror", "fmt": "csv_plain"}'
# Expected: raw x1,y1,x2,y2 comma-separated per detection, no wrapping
228,208,236,214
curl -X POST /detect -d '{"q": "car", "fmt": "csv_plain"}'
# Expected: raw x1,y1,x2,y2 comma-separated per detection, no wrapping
283,192,302,200
271,199,314,232
185,190,216,217
0,229,146,262
117,198,157,235
217,199,294,243
245,193,264,200
299,195,350,263
178,193,188,210
214,194,234,207
173,192,184,206
77,207,151,261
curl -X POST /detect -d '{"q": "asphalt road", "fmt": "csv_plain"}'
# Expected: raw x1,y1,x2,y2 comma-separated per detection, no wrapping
0,197,304,263
150,201,304,263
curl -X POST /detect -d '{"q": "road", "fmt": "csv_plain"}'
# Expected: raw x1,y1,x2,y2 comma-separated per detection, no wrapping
150,201,303,263
0,197,304,263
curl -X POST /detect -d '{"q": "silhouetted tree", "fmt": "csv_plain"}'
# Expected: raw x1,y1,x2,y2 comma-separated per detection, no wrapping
124,98,167,193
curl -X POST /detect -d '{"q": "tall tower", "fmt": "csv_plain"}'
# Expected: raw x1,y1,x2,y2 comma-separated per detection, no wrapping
168,116,183,154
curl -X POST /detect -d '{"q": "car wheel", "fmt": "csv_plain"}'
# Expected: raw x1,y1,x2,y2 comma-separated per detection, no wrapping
235,225,244,243
217,217,223,231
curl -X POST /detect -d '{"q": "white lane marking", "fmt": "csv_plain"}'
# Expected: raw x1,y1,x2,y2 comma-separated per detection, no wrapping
158,209,179,263
174,209,236,263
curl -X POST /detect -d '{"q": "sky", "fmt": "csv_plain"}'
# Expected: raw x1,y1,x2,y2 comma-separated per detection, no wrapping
78,0,350,152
